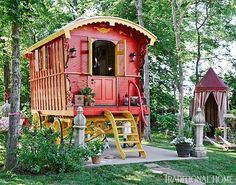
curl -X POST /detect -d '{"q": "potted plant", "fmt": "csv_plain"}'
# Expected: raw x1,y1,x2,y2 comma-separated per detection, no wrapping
214,128,222,142
80,87,96,106
87,139,105,164
171,136,193,157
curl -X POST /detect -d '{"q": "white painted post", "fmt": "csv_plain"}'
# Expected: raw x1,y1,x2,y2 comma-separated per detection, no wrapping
73,107,86,147
192,107,207,157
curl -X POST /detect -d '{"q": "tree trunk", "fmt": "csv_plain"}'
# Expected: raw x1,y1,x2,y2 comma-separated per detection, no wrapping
4,61,10,101
135,0,151,141
194,0,208,84
5,21,21,171
171,0,184,129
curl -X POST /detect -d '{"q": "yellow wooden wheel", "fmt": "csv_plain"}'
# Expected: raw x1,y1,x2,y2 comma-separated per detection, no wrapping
53,118,63,144
32,112,42,129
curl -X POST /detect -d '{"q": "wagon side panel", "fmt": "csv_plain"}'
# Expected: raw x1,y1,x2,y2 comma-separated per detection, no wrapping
30,36,70,116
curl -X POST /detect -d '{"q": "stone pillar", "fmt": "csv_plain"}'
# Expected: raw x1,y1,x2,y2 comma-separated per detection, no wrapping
192,107,207,157
73,107,86,147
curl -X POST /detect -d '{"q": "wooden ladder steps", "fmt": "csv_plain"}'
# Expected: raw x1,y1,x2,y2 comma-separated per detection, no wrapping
116,126,136,129
117,133,138,136
104,110,146,159
114,117,133,121
119,140,139,144
123,149,144,153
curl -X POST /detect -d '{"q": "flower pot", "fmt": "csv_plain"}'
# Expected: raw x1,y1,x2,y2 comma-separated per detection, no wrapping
92,155,101,164
175,143,192,157
214,135,221,142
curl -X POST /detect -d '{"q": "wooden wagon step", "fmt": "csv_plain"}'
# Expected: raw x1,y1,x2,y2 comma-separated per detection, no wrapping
117,133,138,136
123,149,144,153
116,126,136,129
114,117,133,121
119,141,139,144
104,110,146,160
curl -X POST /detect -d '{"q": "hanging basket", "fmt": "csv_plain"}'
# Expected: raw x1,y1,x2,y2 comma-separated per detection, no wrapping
175,143,192,157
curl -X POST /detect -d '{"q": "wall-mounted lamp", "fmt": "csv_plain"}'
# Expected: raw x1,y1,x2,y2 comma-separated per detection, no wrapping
69,47,77,58
129,52,136,62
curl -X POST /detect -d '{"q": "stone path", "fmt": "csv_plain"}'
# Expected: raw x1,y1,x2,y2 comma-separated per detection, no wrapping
144,163,206,185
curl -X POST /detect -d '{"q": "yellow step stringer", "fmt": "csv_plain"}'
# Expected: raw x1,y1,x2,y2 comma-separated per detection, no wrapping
104,110,146,160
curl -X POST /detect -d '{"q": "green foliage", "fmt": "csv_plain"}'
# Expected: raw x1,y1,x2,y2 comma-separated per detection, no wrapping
214,128,222,137
181,117,193,139
20,102,31,119
18,127,88,174
0,77,4,103
80,87,95,97
87,139,105,157
225,74,236,109
154,113,178,134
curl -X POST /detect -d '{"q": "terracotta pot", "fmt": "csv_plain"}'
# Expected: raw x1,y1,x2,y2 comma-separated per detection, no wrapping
92,155,101,164
175,143,192,157
215,135,221,142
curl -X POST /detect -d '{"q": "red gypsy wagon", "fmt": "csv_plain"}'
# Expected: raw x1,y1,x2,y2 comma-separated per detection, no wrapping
26,16,157,159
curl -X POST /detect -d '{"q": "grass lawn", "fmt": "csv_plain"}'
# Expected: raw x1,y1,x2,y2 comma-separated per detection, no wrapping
150,132,236,185
0,131,235,185
0,131,181,185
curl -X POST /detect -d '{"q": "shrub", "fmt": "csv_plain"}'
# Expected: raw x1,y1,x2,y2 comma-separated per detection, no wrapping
87,139,105,157
18,127,89,174
155,113,178,134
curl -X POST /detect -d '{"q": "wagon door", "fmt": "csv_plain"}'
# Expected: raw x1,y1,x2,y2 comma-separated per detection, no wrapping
89,76,116,105
88,39,117,105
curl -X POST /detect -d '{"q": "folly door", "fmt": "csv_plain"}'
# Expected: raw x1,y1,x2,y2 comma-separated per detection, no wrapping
89,76,116,105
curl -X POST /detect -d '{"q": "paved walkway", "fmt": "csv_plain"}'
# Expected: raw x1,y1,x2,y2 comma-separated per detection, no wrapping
85,139,207,167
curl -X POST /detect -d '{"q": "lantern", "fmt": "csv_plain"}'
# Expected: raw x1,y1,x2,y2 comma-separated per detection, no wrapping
69,47,77,58
129,52,136,62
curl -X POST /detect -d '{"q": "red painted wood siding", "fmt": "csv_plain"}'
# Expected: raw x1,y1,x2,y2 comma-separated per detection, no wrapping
30,37,67,112
29,22,149,116
88,76,116,105
66,23,147,106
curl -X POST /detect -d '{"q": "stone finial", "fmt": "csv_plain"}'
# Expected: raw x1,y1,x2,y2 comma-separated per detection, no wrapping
193,107,205,124
73,106,86,146
74,106,86,126
192,107,207,158
77,106,84,114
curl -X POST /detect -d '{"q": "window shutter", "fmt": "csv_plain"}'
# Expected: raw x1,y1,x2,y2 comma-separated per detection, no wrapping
88,38,94,75
115,39,126,76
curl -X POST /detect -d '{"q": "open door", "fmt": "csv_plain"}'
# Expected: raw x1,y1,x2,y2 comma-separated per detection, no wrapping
205,93,219,136
88,40,117,105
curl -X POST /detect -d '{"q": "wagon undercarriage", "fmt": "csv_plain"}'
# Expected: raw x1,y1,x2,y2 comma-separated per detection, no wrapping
32,108,146,160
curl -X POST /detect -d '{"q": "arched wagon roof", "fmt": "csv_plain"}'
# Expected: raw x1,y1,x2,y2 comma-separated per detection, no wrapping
195,67,228,92
28,16,157,52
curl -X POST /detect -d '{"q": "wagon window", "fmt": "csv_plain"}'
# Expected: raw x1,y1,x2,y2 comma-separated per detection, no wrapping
92,40,115,76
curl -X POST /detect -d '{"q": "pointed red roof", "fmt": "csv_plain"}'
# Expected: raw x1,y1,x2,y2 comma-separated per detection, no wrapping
195,67,228,92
